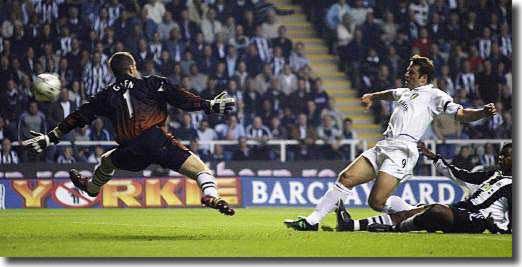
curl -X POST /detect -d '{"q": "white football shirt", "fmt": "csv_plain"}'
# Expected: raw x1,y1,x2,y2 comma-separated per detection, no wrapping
382,84,462,141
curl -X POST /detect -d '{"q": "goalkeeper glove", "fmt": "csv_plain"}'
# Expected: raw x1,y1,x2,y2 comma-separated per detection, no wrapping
201,195,235,216
202,91,235,115
21,128,62,153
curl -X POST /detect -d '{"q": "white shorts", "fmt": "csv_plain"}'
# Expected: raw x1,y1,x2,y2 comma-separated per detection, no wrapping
361,139,419,180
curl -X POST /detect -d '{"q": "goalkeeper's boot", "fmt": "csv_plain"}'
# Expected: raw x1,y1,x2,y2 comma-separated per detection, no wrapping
283,216,318,231
69,169,98,197
201,195,235,216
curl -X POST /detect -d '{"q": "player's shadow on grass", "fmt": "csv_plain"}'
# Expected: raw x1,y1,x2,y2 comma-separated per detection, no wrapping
79,232,241,241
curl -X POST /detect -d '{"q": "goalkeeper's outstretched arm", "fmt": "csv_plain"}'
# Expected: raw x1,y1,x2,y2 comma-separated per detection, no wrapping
162,79,235,115
22,90,110,153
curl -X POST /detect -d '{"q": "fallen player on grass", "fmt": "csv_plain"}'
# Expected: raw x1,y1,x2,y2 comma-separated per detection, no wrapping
335,142,511,234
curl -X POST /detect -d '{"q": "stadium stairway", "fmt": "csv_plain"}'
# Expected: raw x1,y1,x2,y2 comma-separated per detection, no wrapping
273,0,382,146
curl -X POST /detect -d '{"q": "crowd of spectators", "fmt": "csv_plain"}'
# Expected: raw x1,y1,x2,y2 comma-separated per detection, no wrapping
0,0,513,168
298,0,512,165
0,0,357,164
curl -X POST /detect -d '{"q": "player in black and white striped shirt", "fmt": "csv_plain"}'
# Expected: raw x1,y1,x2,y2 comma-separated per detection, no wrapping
336,142,512,234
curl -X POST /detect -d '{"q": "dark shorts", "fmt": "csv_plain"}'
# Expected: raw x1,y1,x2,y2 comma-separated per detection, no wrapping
446,205,488,233
110,127,191,172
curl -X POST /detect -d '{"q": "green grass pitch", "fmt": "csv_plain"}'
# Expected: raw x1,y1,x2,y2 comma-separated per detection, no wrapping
0,208,511,257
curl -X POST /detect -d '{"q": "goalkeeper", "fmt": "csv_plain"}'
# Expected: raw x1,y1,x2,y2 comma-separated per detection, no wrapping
22,52,236,215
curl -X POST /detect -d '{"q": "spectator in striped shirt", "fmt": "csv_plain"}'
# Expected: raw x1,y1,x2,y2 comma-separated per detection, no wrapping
0,138,19,164
478,27,493,59
246,116,272,141
246,116,273,160
455,61,477,99
82,52,112,97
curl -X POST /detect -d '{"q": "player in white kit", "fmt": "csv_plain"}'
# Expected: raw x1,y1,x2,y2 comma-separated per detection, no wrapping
284,55,497,231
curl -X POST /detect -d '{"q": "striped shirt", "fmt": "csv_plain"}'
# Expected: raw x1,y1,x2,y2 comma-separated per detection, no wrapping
435,157,511,233
82,62,113,96
246,125,272,139
500,35,512,57
93,17,109,39
456,72,476,96
107,4,123,26
0,150,19,164
478,38,492,59
488,113,503,131
252,36,272,63
35,1,59,24
59,36,72,56
149,42,163,64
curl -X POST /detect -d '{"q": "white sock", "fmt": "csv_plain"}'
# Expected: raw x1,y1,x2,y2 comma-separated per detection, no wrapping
350,214,393,231
382,195,416,214
197,171,218,197
368,214,393,225
353,220,360,231
306,182,352,225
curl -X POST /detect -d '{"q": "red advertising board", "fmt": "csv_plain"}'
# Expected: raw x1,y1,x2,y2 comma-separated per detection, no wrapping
3,177,241,208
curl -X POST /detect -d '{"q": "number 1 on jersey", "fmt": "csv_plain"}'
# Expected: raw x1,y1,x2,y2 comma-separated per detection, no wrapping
123,90,134,118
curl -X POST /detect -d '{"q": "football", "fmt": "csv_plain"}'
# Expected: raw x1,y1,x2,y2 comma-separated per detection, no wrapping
32,73,61,102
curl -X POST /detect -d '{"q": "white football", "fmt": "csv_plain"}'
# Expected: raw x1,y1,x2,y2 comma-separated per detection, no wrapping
33,73,61,102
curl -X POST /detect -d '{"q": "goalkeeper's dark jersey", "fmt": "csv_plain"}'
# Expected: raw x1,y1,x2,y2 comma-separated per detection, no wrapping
439,158,512,233
57,75,204,144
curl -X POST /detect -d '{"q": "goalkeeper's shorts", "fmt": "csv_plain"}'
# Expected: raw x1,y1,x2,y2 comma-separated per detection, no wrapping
111,126,191,172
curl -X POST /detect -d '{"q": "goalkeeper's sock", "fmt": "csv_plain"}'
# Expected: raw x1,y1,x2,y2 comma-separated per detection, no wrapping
197,171,218,197
306,182,352,225
87,163,115,195
382,195,416,214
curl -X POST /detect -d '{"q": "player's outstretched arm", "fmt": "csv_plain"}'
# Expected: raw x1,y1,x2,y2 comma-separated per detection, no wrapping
163,80,235,115
22,91,108,154
417,142,439,161
455,103,496,122
201,91,235,115
361,89,395,109
418,141,496,185
21,128,63,153
417,142,484,196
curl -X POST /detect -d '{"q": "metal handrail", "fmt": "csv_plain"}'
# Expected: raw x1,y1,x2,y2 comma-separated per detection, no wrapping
420,139,512,176
9,139,368,162
7,139,511,165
